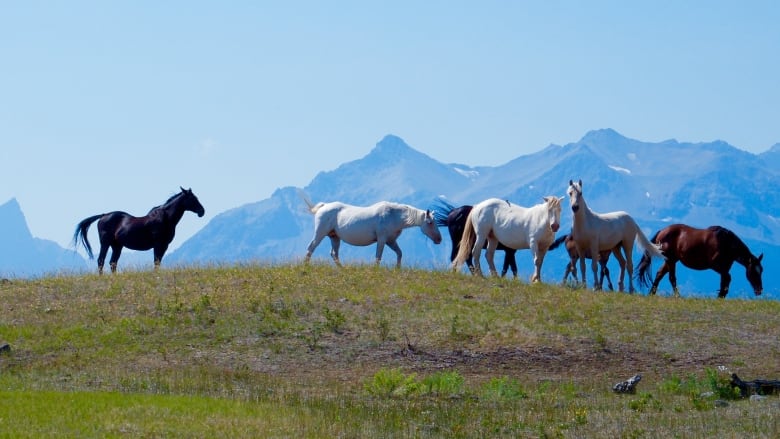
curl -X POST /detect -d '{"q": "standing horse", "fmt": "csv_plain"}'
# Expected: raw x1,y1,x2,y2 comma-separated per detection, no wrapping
548,232,620,290
636,224,763,298
73,187,205,274
302,197,442,267
566,179,664,292
452,197,563,282
431,199,518,277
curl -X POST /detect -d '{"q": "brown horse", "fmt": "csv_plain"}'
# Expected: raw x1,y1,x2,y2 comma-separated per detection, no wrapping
636,224,763,298
549,233,621,290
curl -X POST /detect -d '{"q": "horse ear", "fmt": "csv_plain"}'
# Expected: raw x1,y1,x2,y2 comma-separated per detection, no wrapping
542,196,549,203
568,179,573,186
758,253,763,262
558,196,565,202
180,186,186,192
578,179,583,187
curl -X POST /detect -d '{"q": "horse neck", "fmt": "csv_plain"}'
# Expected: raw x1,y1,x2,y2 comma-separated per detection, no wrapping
572,198,595,227
402,206,425,227
726,231,754,266
159,195,187,224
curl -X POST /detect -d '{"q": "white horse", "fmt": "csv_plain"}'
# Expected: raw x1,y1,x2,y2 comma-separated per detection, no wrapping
302,198,442,267
566,179,664,292
452,197,563,282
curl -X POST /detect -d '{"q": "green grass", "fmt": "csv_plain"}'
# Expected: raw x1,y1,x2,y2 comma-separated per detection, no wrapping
1,263,779,437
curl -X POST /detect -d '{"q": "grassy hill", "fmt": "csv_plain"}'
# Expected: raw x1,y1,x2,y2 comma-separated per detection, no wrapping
1,264,779,437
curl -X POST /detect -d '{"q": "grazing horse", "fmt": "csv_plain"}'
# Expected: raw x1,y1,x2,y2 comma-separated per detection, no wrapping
636,224,763,298
431,199,518,277
73,187,205,274
453,197,563,282
548,232,620,290
302,197,442,267
566,179,664,292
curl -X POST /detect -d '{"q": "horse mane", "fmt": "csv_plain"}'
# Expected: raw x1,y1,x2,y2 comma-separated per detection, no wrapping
399,204,427,227
431,198,457,227
712,226,754,262
148,191,184,214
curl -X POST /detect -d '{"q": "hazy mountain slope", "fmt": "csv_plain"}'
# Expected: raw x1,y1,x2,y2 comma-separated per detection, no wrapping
0,198,86,277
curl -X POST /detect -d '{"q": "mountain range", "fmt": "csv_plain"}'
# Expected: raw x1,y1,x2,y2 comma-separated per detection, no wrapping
2,129,778,298
0,198,86,278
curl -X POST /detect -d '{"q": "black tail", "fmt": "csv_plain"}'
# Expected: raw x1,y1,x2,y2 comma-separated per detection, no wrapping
548,234,568,251
72,214,103,260
430,198,457,228
635,230,660,289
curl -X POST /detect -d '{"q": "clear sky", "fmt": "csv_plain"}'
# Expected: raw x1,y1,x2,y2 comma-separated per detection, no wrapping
2,1,778,251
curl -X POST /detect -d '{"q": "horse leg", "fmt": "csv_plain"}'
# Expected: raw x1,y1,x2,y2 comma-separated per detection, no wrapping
153,245,169,270
530,244,547,283
649,262,670,295
386,240,402,268
589,245,600,290
562,261,572,284
374,239,387,266
109,245,123,274
500,251,509,277
329,236,342,266
471,233,488,277
668,262,680,297
578,255,588,288
623,243,635,293
304,233,327,263
718,271,732,299
485,239,499,277
610,248,624,292
509,250,518,278
602,264,614,291
97,244,110,275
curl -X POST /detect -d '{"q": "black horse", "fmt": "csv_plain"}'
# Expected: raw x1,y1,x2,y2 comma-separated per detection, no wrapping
73,187,205,274
431,199,518,277
636,224,763,298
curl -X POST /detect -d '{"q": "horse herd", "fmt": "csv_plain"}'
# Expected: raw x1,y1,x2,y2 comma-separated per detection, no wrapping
72,181,765,298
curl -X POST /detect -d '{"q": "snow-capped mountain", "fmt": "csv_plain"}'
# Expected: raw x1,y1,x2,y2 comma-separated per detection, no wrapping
167,130,780,298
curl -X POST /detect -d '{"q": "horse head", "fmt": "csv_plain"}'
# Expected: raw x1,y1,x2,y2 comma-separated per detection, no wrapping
421,209,443,244
180,187,206,217
567,179,584,213
746,253,764,296
543,196,564,233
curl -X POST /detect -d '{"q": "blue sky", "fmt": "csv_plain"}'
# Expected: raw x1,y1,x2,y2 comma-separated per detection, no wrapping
2,1,778,251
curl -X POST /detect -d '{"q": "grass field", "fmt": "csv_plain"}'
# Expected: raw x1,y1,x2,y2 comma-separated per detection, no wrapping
1,264,779,437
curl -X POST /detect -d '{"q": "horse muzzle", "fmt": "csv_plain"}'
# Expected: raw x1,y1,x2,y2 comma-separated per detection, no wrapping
551,223,560,233
571,205,579,213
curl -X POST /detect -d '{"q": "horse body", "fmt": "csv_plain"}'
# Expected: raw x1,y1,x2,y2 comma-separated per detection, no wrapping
548,233,620,290
303,199,442,267
73,188,205,274
566,180,663,291
431,199,517,277
453,197,563,282
636,224,763,297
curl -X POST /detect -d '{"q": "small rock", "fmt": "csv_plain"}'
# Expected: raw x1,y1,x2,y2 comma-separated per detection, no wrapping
700,391,715,398
714,400,729,408
0,343,10,354
613,374,642,394
750,394,768,403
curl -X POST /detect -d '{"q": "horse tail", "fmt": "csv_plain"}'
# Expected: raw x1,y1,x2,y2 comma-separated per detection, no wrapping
633,221,665,260
548,234,568,251
72,214,103,260
452,210,476,270
635,229,661,289
296,189,325,214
